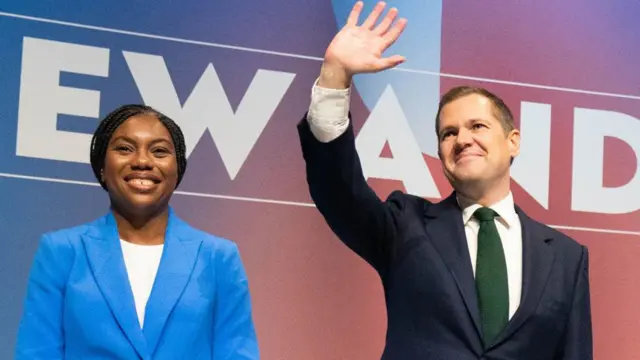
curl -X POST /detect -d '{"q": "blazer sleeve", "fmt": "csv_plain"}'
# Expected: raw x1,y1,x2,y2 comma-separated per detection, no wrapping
15,233,71,360
555,245,593,360
212,243,260,360
297,116,407,274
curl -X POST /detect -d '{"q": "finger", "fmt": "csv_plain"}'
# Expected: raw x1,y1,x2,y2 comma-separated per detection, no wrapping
382,18,407,48
373,7,398,35
345,1,364,27
374,55,406,71
361,1,387,29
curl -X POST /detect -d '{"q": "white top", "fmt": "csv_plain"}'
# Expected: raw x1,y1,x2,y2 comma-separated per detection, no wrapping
306,80,523,319
120,239,164,327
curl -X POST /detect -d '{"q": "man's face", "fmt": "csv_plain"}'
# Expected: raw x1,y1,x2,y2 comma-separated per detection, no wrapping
437,93,520,190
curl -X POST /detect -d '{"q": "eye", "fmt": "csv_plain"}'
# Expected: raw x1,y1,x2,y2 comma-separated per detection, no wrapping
440,130,454,140
114,145,132,152
472,123,487,130
152,147,172,157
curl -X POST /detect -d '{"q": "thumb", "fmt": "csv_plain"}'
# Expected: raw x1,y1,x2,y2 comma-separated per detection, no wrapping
375,55,406,71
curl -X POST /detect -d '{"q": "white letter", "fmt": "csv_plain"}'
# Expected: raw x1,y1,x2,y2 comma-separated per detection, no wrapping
16,37,109,163
510,102,552,209
123,51,295,179
572,108,640,214
355,85,440,199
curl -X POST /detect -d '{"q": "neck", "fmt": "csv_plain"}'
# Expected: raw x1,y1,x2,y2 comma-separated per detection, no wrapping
112,205,169,245
455,175,511,207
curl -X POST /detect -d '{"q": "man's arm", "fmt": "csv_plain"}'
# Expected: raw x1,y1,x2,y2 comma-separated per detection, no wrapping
298,1,408,273
299,114,402,272
555,245,593,360
306,77,351,143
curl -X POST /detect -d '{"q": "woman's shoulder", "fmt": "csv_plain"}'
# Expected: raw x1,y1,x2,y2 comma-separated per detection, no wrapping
172,217,239,254
39,214,109,245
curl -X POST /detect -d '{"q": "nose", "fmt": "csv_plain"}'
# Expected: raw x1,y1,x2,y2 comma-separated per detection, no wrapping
455,128,473,147
131,150,153,170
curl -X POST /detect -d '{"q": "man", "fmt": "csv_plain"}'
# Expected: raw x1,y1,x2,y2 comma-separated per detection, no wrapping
297,2,592,359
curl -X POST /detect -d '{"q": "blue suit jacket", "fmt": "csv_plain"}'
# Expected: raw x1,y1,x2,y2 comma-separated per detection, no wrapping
15,208,259,359
297,118,592,359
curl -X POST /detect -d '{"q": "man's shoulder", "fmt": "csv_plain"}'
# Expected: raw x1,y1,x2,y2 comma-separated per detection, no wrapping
518,209,587,257
385,190,439,213
383,191,458,229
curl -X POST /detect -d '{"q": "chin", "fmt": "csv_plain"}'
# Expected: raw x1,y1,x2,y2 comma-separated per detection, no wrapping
125,200,159,213
459,157,490,172
121,193,166,209
450,170,488,186
450,165,480,178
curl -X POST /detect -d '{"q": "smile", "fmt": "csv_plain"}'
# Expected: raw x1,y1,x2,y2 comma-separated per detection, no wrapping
123,173,162,192
125,178,159,193
128,179,155,186
456,153,483,162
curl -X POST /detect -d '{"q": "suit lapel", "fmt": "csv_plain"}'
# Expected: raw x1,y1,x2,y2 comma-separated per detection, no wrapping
142,209,202,355
82,213,149,359
489,207,555,349
424,193,483,340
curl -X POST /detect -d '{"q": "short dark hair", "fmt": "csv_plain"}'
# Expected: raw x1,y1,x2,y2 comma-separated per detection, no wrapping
89,104,187,190
434,86,515,136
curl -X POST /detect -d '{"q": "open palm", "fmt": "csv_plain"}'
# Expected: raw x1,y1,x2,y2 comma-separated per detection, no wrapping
325,1,407,76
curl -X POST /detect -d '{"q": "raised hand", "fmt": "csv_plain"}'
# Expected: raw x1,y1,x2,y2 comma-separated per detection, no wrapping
319,1,407,89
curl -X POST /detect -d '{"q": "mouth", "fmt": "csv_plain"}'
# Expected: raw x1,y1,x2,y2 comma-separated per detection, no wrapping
455,152,483,163
123,174,161,192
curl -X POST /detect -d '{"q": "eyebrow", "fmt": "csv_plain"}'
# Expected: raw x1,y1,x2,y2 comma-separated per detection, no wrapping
110,135,174,147
439,119,491,134
469,118,491,124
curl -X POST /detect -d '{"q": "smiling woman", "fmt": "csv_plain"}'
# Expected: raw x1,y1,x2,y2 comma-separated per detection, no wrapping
14,105,260,360
90,105,187,244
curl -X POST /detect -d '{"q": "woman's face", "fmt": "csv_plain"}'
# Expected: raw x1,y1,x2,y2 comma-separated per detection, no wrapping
101,114,178,216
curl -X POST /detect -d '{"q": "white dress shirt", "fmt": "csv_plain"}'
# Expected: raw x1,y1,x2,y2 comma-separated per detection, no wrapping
120,239,164,327
458,194,523,319
305,80,523,319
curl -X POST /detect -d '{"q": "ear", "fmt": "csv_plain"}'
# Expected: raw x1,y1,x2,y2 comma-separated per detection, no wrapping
100,169,105,182
507,129,521,159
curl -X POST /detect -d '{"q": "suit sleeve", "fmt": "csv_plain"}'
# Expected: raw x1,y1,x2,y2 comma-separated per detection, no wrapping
15,234,71,360
297,117,405,274
556,245,593,360
212,243,260,360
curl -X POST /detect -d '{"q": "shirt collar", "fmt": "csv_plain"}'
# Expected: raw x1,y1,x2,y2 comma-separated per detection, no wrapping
458,191,518,228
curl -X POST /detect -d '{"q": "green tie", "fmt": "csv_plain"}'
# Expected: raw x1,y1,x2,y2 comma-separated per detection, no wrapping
473,207,509,346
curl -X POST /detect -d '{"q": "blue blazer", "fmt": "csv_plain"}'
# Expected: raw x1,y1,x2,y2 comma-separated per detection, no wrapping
297,118,592,359
15,208,260,359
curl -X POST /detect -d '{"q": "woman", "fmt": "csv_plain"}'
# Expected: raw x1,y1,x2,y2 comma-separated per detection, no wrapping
15,105,260,359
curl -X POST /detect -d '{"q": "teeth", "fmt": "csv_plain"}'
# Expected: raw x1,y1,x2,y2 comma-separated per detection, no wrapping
129,179,154,186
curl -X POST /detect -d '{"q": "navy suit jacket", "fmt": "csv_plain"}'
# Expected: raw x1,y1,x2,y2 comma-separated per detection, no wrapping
15,208,259,360
298,119,592,359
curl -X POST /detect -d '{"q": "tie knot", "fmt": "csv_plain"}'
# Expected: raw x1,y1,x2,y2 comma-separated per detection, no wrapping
474,207,498,222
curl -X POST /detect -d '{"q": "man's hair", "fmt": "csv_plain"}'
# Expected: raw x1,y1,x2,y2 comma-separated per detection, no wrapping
434,86,515,136
89,104,187,190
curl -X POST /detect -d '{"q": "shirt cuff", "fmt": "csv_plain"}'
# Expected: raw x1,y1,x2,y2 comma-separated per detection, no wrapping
306,78,351,143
